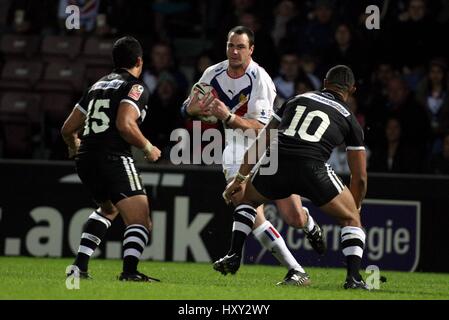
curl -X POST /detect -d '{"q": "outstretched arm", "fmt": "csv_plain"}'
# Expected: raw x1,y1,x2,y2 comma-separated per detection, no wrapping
346,150,368,209
223,115,280,204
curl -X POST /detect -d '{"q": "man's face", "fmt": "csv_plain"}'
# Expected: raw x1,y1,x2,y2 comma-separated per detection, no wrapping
280,54,299,79
152,45,172,71
409,0,425,21
386,119,401,142
387,79,408,105
226,32,254,69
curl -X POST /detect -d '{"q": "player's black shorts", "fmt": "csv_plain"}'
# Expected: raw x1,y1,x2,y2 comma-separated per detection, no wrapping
75,153,146,205
252,155,345,207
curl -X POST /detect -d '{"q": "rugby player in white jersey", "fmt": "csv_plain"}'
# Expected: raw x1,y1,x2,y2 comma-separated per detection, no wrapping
181,26,326,285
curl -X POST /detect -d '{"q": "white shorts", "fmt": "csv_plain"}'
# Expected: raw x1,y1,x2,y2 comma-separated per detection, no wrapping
222,140,265,182
222,142,246,181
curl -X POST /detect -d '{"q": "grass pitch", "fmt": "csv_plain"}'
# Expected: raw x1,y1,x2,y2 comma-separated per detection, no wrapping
0,257,448,300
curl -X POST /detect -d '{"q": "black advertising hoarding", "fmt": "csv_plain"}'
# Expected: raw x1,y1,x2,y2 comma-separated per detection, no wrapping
0,160,232,262
0,160,448,272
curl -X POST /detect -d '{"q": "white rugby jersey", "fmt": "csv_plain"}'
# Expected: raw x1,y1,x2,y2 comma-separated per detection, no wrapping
198,59,275,126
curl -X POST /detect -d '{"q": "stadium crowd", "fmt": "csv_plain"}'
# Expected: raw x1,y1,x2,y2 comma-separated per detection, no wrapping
0,0,448,175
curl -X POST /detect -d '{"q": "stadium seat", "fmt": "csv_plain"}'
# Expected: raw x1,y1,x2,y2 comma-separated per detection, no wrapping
80,37,114,67
0,60,43,90
40,35,83,62
85,66,112,86
0,92,42,125
41,92,76,126
35,62,86,93
0,92,42,158
0,34,40,59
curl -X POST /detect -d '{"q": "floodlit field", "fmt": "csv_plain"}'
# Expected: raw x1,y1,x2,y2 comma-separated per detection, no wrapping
0,257,448,300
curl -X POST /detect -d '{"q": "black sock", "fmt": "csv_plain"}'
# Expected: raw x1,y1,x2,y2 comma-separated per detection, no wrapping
74,211,111,271
341,226,366,280
228,204,257,256
346,255,363,280
122,224,149,273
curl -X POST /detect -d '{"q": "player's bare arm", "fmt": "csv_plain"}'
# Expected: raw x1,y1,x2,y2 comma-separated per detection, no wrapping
116,102,161,162
61,107,86,158
223,116,280,204
207,97,264,130
347,149,368,209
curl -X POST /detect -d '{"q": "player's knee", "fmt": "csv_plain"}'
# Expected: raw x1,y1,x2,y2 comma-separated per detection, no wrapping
339,211,361,227
283,212,304,229
99,204,119,217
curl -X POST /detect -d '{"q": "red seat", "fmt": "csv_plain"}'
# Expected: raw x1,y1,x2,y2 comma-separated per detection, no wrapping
0,60,43,90
0,34,40,59
41,92,76,125
40,35,83,62
85,66,111,86
0,92,42,158
35,62,86,93
0,92,42,125
81,37,114,67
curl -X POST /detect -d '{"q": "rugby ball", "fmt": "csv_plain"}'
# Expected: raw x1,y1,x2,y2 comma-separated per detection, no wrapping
190,82,218,124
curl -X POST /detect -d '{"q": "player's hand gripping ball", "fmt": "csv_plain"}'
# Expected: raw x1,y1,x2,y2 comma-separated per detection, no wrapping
190,82,218,124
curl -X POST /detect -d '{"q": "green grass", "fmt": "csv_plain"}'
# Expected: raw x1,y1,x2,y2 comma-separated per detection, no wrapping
0,257,448,300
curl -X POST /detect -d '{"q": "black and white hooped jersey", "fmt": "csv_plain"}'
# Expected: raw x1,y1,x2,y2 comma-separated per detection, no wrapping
76,69,149,157
274,90,365,161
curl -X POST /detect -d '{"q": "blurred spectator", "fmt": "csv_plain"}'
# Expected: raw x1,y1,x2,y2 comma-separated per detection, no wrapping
142,72,184,161
428,133,449,174
363,62,396,134
6,0,58,34
273,52,301,100
142,41,188,96
328,144,350,175
294,77,314,95
347,95,365,129
393,0,439,70
58,0,100,34
294,0,336,71
271,0,301,48
415,58,449,154
274,52,316,102
193,51,215,83
323,23,366,81
385,76,430,152
369,117,424,173
213,0,261,60
238,11,278,75
99,0,154,37
300,54,321,90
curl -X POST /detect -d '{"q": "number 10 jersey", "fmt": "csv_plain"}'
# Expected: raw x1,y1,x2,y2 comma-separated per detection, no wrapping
274,90,365,162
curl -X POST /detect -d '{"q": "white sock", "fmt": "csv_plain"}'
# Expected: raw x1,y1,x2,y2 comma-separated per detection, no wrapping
252,221,305,273
303,207,315,233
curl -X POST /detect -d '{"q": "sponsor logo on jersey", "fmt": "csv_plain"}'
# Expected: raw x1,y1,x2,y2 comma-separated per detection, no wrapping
128,84,144,100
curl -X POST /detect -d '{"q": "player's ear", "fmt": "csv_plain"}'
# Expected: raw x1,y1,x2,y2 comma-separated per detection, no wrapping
350,86,357,95
135,56,143,69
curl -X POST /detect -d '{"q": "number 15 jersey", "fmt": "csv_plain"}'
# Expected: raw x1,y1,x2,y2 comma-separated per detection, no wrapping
76,69,149,157
274,90,365,162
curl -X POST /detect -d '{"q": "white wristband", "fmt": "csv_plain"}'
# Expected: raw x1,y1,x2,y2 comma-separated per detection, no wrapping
142,142,153,155
236,172,250,184
225,113,236,124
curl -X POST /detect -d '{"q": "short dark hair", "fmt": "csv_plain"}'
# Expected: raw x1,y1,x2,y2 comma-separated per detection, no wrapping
112,36,143,69
325,65,355,91
227,26,255,47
